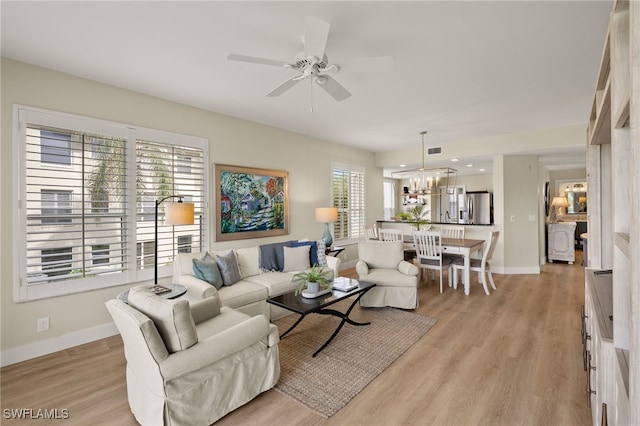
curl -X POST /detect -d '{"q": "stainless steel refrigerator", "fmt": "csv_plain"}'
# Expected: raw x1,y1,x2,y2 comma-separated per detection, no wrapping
458,191,493,224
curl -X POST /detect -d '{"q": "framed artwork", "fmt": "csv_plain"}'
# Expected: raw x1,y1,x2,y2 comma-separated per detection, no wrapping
214,164,289,241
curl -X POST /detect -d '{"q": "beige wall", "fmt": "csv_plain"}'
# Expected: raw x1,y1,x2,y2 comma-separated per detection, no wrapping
0,58,383,360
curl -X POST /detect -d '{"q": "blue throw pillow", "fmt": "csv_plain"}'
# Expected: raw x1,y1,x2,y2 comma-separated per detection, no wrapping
290,241,318,266
192,258,224,289
215,250,242,286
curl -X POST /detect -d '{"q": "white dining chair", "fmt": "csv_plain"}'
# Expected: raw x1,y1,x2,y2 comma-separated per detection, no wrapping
441,226,465,239
413,230,454,293
379,228,403,242
365,224,379,241
452,230,500,295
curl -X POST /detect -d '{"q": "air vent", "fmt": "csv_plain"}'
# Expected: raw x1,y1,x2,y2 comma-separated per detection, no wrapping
427,146,442,155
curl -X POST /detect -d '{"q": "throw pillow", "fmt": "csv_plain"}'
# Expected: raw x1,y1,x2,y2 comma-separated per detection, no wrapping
258,241,294,271
316,239,328,267
283,245,311,272
215,250,242,286
192,258,224,289
128,286,198,353
290,240,318,266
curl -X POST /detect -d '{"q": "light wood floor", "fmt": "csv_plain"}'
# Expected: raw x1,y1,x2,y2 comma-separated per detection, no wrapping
1,252,590,426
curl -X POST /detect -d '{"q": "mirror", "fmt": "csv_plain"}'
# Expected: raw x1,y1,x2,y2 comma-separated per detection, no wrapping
567,191,587,213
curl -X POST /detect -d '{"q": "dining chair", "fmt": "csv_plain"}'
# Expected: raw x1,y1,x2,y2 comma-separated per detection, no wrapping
379,228,403,242
452,230,500,295
413,230,454,293
365,224,379,241
441,226,465,239
440,226,465,266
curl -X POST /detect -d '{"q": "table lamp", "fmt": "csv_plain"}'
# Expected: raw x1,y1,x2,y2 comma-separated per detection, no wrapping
550,196,569,223
315,207,338,247
155,195,194,284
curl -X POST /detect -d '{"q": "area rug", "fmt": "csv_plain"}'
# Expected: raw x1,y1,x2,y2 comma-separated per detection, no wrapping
273,302,437,417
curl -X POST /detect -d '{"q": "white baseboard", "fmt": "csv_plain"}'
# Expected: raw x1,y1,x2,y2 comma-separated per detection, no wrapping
492,266,541,275
1,322,118,367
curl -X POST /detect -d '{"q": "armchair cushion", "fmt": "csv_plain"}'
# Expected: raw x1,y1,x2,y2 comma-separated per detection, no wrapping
283,245,311,272
358,240,404,269
128,286,198,353
216,250,242,286
189,294,222,324
193,257,224,289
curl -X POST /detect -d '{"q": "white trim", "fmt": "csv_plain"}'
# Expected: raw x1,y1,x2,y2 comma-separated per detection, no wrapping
13,105,209,302
492,266,541,274
0,322,119,367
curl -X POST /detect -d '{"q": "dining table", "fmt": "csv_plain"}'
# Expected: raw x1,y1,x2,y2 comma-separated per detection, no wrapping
403,236,485,295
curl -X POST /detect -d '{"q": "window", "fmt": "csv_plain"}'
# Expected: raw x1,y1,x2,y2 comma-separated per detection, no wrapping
41,189,72,224
41,248,73,279
91,244,110,265
332,162,366,242
40,130,71,165
178,235,193,253
15,106,208,301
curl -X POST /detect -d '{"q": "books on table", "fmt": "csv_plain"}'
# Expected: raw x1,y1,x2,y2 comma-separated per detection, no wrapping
332,277,359,292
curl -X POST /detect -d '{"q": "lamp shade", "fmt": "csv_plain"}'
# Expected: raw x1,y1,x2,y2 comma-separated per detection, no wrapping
551,196,569,208
165,202,194,225
315,207,338,223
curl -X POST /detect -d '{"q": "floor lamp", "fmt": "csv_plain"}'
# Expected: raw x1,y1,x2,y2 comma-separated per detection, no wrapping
315,207,338,248
155,195,194,285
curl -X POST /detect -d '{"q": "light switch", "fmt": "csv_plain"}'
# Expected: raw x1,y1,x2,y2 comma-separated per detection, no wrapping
529,214,536,221
510,215,516,222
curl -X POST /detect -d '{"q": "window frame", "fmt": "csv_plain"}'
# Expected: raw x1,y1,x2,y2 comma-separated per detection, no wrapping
13,105,209,302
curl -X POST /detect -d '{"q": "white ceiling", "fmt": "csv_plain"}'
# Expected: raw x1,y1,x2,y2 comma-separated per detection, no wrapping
1,1,612,174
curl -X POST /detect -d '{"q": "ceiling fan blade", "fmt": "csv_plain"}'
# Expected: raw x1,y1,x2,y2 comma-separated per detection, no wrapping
303,16,330,60
266,76,302,97
338,56,395,73
316,75,351,102
227,53,291,68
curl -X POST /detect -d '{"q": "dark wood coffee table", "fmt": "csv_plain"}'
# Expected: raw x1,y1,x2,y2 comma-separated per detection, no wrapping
267,281,376,357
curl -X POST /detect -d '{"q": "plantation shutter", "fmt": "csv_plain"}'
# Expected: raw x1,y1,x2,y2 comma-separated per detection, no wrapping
332,163,365,240
25,125,128,284
135,140,205,272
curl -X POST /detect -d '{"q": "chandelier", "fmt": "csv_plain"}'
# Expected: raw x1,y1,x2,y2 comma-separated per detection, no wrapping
392,131,457,195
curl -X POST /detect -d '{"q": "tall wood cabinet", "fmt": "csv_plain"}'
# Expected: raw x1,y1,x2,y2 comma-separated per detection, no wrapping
585,0,638,424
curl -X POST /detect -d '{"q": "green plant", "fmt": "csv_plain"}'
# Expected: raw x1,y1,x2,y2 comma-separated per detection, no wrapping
396,211,411,220
406,205,430,230
291,265,331,295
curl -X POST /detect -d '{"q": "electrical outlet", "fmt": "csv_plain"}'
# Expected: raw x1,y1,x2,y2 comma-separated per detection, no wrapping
510,215,516,222
37,317,49,332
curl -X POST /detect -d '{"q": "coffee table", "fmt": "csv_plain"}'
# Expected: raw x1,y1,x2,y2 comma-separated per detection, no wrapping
267,281,376,357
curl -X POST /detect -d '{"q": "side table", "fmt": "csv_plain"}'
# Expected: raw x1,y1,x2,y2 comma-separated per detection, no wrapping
117,284,187,304
325,246,345,257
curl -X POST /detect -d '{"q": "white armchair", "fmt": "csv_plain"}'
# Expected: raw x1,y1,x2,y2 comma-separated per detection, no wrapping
105,286,280,425
356,240,420,309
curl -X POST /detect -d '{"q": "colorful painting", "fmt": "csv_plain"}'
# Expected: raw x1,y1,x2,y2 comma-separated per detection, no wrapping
214,164,289,241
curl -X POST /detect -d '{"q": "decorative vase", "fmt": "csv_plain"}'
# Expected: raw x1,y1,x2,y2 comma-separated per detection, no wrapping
306,281,320,294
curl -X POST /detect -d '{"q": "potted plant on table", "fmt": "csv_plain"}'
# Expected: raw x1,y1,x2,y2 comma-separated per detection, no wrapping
292,265,332,296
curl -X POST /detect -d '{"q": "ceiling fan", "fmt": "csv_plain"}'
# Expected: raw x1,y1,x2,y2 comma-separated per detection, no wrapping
227,16,394,103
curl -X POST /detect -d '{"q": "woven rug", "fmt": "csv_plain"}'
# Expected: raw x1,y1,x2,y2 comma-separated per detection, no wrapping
273,301,437,417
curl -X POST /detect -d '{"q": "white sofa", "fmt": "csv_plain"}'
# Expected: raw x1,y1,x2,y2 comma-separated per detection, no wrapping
173,244,340,320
